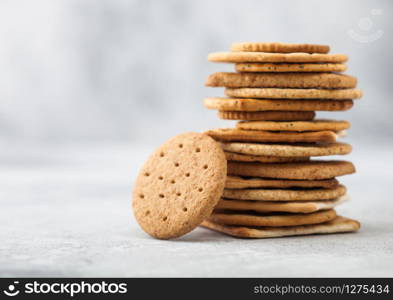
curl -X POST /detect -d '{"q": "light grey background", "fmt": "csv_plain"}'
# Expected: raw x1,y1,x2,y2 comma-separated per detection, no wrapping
1,0,393,277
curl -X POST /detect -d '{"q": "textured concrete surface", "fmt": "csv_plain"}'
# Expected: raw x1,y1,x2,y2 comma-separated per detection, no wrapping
1,142,392,277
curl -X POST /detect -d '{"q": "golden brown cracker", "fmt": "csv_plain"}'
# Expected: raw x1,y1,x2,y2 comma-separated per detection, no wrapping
201,216,360,238
227,160,356,180
221,142,352,157
206,72,357,89
231,42,330,53
236,119,350,132
132,132,227,239
208,52,348,63
225,176,339,189
235,63,346,73
205,128,337,143
208,209,337,227
205,98,354,112
218,111,316,121
216,196,348,213
224,152,309,163
222,184,346,201
225,87,362,99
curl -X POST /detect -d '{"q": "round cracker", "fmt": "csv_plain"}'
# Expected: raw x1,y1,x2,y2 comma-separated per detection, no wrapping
231,42,330,53
222,185,346,201
208,209,337,227
208,52,348,63
206,72,357,89
235,63,346,73
221,142,352,157
236,119,350,132
132,132,227,239
205,98,354,112
225,88,362,99
227,160,356,180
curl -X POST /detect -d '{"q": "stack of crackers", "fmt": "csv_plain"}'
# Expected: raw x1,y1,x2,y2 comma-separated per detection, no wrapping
202,42,362,238
132,42,362,240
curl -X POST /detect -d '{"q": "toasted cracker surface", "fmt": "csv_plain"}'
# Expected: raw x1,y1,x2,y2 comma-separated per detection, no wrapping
235,63,346,73
206,128,337,143
201,216,360,238
224,152,310,163
231,42,330,53
225,176,339,189
133,132,227,239
208,52,348,63
216,196,348,213
218,111,316,121
227,160,356,180
208,209,337,227
236,119,350,132
205,98,354,112
225,87,362,99
221,142,352,157
222,184,346,201
206,72,357,89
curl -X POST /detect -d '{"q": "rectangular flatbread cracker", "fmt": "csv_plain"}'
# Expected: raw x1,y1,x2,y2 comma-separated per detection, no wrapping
201,216,360,238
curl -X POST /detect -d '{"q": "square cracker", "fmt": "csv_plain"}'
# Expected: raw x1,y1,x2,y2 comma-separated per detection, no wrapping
215,196,348,214
201,216,360,239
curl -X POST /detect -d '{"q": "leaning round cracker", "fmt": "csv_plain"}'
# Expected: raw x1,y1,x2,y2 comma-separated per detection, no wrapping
205,128,337,143
225,88,363,100
201,216,360,238
236,120,350,132
222,184,346,201
218,111,316,121
206,72,357,89
227,160,356,180
208,209,337,227
224,152,309,163
132,132,227,239
216,196,348,214
235,63,346,73
205,98,354,112
221,142,352,157
231,42,330,53
208,52,348,63
225,176,339,189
